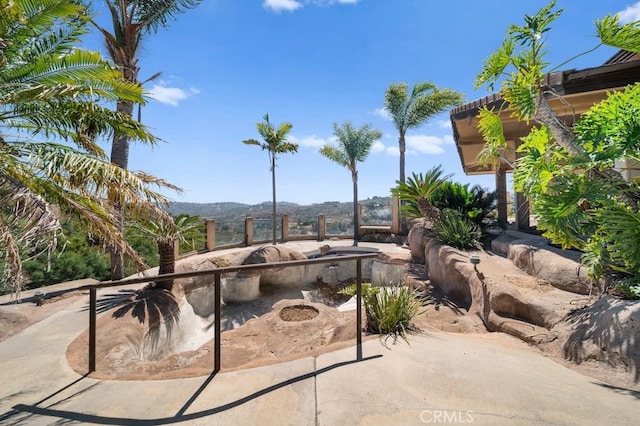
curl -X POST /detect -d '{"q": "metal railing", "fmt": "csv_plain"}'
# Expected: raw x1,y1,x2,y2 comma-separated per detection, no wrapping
81,252,379,374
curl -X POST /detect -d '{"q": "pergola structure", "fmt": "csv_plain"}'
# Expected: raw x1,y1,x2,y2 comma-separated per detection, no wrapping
450,50,640,230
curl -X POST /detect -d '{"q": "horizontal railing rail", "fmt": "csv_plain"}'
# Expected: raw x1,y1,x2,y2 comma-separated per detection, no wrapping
81,252,380,375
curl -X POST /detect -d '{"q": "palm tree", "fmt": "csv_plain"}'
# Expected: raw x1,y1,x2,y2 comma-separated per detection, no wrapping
384,81,463,234
128,214,202,290
384,81,463,184
0,0,177,296
319,122,381,246
243,114,299,245
391,166,452,226
91,0,202,279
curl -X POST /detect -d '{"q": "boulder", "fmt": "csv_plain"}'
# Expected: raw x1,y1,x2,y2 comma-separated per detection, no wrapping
241,245,309,287
406,221,427,263
491,234,594,295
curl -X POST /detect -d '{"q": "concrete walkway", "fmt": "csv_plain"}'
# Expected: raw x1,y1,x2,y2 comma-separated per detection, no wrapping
1,241,639,425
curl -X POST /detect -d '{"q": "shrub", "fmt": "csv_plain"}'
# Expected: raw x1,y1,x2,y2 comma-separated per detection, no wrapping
430,182,496,227
433,209,482,250
611,279,640,300
340,279,422,342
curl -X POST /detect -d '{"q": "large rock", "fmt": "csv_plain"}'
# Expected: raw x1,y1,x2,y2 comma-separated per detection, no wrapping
241,245,309,287
491,233,595,295
423,237,585,345
406,221,427,263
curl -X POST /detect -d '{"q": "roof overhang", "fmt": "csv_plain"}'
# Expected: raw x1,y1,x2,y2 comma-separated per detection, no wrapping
450,55,640,175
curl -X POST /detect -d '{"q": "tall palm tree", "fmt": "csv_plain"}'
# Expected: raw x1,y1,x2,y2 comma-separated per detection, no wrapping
384,81,463,234
0,0,177,296
384,81,463,184
91,0,202,279
243,114,298,245
319,122,381,246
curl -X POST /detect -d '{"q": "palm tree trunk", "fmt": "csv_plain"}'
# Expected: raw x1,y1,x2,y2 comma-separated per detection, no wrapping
156,240,175,291
271,154,277,245
399,131,407,235
352,171,359,246
109,99,134,280
399,131,406,183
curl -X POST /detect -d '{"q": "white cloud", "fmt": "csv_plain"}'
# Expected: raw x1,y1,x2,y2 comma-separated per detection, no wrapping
147,84,196,106
385,146,399,157
618,2,640,23
435,119,452,129
290,134,333,147
372,108,392,120
263,0,357,12
371,141,386,153
405,134,451,155
263,0,302,12
313,0,358,4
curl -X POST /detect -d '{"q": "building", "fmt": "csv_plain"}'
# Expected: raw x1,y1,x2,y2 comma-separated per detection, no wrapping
450,50,640,230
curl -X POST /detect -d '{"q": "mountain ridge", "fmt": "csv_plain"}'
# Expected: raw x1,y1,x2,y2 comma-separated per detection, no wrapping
167,196,393,220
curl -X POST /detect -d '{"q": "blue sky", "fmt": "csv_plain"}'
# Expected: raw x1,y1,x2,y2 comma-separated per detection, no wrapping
86,0,640,205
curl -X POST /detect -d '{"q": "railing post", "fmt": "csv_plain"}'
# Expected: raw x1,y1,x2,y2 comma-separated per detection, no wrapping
356,259,362,361
391,196,400,235
245,217,254,246
205,219,216,251
89,287,97,373
173,241,180,260
318,214,326,241
214,272,221,373
282,214,289,242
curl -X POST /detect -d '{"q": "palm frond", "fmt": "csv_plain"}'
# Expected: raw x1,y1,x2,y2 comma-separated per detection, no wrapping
597,14,640,54
137,0,203,33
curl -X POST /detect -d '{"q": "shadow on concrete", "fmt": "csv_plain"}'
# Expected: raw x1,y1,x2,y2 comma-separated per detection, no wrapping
563,296,640,383
0,374,91,425
594,382,640,400
5,355,382,425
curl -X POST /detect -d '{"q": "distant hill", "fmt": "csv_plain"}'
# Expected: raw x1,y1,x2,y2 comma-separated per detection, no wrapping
167,196,393,220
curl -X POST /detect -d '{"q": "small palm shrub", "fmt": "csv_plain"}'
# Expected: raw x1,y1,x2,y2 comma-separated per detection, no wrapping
430,182,496,227
340,279,422,342
433,209,482,250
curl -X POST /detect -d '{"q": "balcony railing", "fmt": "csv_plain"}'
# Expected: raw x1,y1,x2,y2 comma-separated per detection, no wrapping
191,197,399,253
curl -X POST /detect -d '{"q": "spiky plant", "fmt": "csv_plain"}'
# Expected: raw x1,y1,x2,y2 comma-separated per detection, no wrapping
391,166,452,225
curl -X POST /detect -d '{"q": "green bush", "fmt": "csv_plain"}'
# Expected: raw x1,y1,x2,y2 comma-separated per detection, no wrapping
340,279,422,342
430,182,496,227
611,279,640,300
433,209,482,250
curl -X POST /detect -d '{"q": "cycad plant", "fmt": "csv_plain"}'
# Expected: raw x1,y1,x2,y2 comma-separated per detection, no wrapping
391,166,452,225
128,214,202,290
0,0,175,296
430,182,497,227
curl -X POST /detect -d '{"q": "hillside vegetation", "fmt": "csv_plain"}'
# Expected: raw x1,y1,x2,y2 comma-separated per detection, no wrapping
167,196,393,220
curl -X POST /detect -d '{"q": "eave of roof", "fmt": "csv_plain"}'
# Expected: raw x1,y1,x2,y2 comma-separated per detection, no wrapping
450,51,640,176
